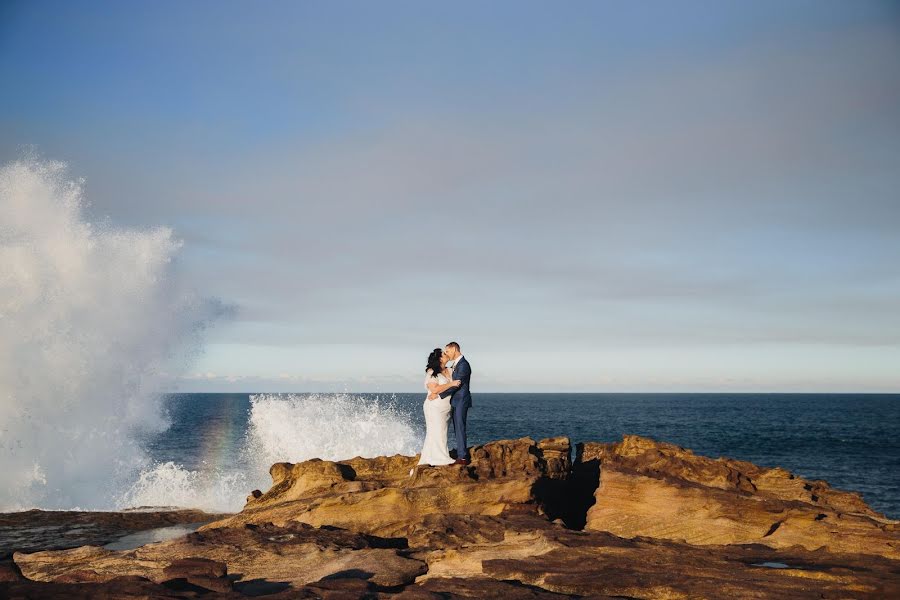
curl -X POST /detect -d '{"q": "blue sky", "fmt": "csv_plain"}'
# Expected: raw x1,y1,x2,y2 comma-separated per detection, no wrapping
2,1,899,392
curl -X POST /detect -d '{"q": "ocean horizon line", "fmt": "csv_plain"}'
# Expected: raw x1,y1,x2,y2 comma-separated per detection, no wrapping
164,390,900,396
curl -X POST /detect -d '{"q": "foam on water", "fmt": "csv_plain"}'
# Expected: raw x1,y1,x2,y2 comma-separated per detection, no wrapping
0,157,421,513
243,393,421,466
117,461,251,512
0,157,218,511
121,393,421,512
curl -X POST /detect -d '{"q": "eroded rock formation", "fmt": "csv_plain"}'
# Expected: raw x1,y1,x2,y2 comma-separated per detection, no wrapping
581,435,899,558
6,435,900,599
212,437,572,538
16,522,425,592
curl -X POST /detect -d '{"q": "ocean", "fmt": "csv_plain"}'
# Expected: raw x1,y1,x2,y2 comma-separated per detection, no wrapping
131,392,900,519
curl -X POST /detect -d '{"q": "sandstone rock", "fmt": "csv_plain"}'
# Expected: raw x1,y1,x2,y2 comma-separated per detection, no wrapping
7,435,899,599
482,529,900,599
581,435,882,514
161,557,232,593
300,576,380,598
15,521,426,591
209,437,570,537
162,556,226,580
413,512,900,598
580,435,900,557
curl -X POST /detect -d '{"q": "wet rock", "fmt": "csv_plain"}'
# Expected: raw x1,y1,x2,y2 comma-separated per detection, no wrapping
0,508,230,559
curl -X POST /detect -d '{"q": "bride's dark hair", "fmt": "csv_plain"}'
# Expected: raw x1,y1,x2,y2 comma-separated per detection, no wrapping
425,348,443,375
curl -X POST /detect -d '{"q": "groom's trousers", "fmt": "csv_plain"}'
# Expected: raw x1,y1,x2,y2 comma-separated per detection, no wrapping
451,402,470,460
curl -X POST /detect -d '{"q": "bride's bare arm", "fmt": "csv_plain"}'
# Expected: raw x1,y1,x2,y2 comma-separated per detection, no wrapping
426,379,461,396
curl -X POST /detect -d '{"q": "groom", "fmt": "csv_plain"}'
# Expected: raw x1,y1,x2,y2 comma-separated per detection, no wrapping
440,341,472,465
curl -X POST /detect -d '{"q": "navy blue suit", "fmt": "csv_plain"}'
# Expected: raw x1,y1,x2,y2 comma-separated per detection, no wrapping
440,356,472,460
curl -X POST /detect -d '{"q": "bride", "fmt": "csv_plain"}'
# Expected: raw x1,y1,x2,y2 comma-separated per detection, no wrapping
416,347,461,467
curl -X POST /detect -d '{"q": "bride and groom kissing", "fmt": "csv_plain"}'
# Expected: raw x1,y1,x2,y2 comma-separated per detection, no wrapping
417,341,472,468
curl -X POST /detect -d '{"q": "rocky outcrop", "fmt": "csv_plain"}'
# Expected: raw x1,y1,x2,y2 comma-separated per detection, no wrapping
15,521,425,592
581,435,899,558
7,435,900,599
0,508,229,559
212,437,572,538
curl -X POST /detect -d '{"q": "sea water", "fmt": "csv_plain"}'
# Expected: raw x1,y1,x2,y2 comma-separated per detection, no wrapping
124,392,900,518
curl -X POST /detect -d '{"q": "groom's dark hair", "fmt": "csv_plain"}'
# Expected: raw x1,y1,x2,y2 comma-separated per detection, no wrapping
445,341,461,352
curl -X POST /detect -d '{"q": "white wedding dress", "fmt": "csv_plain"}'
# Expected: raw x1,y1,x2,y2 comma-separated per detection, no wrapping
416,370,455,466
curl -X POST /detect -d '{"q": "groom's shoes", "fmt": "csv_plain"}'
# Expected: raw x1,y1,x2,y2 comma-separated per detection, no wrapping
453,458,470,466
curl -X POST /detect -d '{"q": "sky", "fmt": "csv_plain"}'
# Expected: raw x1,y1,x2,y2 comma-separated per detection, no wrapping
2,1,899,392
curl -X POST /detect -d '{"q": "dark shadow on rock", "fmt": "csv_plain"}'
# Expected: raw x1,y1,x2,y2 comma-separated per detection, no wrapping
309,576,383,596
317,524,409,549
415,575,589,598
233,577,291,596
337,463,357,480
568,448,602,530
160,577,219,594
0,559,24,582
531,478,570,524
534,449,600,530
365,535,409,549
319,568,375,581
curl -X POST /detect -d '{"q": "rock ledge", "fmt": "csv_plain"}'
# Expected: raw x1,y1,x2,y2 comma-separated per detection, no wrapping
7,435,899,599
